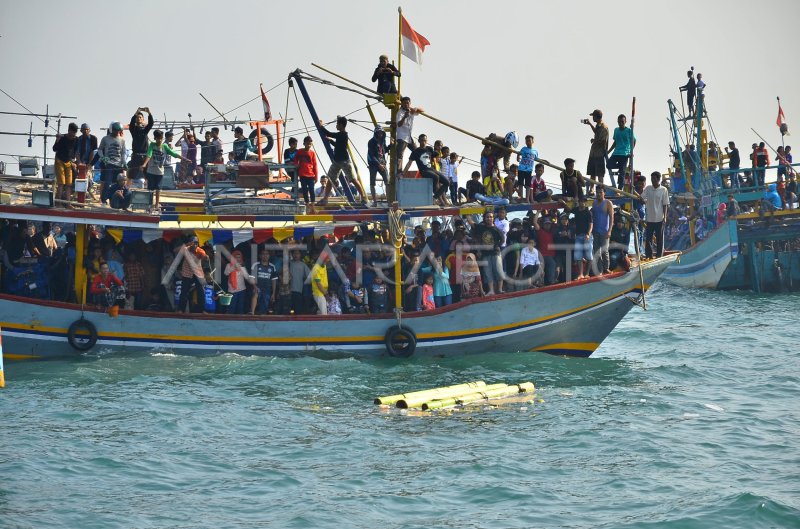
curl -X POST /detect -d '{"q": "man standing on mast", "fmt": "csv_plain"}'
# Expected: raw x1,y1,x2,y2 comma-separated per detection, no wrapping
372,55,400,95
679,69,697,116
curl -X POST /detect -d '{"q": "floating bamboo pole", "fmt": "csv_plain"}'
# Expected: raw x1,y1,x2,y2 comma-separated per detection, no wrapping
374,380,487,406
422,382,535,411
399,383,509,409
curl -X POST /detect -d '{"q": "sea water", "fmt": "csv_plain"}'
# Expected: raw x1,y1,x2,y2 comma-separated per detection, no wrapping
1,283,798,529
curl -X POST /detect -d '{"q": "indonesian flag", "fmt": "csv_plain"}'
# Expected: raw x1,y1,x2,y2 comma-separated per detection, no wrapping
777,99,789,136
401,16,430,65
261,83,272,122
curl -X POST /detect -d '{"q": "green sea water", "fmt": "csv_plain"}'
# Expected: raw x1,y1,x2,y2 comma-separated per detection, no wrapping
1,283,799,529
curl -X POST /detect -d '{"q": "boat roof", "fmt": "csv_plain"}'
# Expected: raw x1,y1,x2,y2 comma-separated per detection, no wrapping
0,201,546,230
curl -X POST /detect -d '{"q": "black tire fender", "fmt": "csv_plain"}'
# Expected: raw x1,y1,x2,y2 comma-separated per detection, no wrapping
67,318,98,351
248,127,274,155
384,325,416,358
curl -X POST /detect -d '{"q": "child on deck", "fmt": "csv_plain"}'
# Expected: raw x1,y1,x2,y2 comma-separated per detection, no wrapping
326,290,342,315
421,274,435,311
369,275,389,314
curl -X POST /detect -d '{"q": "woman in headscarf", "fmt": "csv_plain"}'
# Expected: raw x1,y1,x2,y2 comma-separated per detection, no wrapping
460,252,484,299
716,202,727,226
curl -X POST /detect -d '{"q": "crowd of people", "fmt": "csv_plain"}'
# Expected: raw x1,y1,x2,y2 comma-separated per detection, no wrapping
1,175,678,316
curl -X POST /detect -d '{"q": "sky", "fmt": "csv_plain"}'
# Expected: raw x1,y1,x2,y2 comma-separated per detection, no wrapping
1,0,798,190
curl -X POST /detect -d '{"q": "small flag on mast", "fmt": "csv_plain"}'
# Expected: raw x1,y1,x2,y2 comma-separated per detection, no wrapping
401,16,430,65
777,98,789,136
261,84,272,122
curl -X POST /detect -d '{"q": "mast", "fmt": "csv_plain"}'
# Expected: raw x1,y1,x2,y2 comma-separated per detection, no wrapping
289,71,356,204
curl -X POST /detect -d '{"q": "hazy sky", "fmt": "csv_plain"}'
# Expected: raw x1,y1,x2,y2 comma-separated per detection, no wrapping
1,0,797,189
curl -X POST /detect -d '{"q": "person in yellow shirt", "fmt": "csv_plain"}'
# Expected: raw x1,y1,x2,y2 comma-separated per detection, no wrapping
310,254,329,315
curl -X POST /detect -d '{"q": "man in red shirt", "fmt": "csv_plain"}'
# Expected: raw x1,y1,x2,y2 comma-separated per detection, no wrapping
90,262,124,307
293,136,318,206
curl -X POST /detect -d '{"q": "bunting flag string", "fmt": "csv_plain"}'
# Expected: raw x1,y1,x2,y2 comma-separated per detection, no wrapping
110,225,360,248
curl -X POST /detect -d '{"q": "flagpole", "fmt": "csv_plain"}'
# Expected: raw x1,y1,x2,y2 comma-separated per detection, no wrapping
392,6,404,310
397,7,403,97
778,97,785,150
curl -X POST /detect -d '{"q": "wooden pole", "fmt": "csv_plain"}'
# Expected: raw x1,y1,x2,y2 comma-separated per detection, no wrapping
390,6,404,202
397,7,403,98
74,224,87,304
365,101,379,128
418,110,643,201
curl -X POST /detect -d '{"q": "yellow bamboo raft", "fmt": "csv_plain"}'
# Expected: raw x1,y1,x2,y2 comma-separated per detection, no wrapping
374,380,535,411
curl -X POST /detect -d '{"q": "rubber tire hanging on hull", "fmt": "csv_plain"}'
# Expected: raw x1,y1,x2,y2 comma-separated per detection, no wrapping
67,319,98,351
249,128,274,155
385,325,416,357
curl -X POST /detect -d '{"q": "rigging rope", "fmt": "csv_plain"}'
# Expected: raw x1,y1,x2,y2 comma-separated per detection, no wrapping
293,71,381,102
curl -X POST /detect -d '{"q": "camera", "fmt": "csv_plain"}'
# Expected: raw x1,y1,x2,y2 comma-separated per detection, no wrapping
581,119,589,125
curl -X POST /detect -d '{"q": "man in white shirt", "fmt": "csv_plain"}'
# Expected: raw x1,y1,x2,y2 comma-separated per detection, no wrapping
639,171,670,258
494,206,510,247
395,96,423,177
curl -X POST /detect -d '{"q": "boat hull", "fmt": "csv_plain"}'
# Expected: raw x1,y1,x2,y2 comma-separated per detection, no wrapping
662,220,738,289
0,255,677,361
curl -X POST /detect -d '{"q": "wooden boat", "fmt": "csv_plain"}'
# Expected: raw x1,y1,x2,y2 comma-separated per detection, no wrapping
663,91,800,292
0,201,677,361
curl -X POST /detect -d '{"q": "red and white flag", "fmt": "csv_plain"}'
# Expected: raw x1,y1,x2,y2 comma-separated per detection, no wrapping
401,16,430,65
261,83,272,122
777,99,791,136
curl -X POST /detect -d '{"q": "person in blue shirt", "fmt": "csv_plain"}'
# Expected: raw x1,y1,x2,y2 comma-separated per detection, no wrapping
763,183,782,211
516,135,538,201
232,126,257,161
607,114,636,189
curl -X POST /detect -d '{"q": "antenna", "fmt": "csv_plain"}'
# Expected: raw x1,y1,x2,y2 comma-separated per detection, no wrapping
27,122,32,147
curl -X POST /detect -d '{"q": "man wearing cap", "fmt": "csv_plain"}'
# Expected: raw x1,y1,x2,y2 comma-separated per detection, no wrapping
97,123,127,205
367,126,390,205
52,122,80,207
583,109,609,196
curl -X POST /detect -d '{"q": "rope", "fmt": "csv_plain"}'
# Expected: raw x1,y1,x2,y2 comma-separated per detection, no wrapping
293,71,381,102
387,207,405,245
291,84,311,138
0,88,60,133
349,139,369,167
